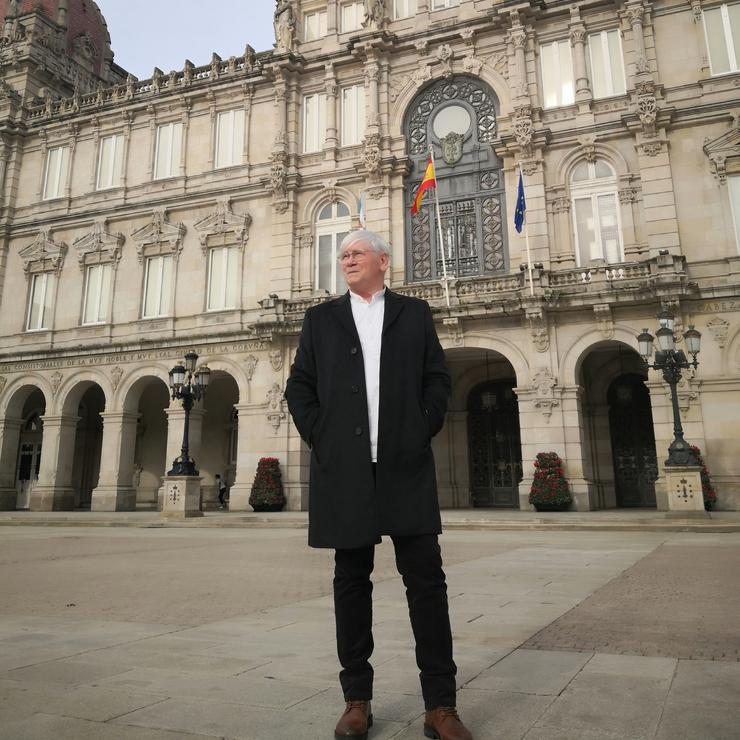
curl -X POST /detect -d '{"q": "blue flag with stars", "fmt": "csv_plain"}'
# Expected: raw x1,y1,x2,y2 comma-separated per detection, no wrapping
514,171,526,233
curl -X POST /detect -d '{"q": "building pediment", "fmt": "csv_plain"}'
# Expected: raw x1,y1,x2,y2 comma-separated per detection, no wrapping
703,121,740,184
194,198,252,251
73,220,124,268
19,228,68,274
131,209,186,262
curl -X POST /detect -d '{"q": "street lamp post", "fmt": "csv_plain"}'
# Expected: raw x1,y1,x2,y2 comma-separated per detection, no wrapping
637,310,702,467
167,350,211,476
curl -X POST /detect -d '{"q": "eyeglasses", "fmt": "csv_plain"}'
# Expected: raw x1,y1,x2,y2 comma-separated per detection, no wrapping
338,249,370,263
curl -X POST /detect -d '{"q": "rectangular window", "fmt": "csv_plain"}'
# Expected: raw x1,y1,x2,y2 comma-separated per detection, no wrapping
393,0,416,19
26,272,55,331
573,193,622,265
82,263,113,324
42,146,70,200
341,2,363,32
588,30,626,98
207,247,238,311
96,134,124,190
214,109,245,169
303,93,327,152
304,10,327,40
432,0,458,9
341,85,366,146
540,40,575,108
142,255,173,318
704,3,740,75
154,122,183,180
730,175,740,251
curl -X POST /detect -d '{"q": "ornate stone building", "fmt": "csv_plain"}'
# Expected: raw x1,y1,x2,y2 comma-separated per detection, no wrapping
0,0,738,513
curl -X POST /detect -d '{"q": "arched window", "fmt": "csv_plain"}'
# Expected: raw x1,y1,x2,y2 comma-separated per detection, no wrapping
315,200,351,294
570,159,623,266
404,76,505,282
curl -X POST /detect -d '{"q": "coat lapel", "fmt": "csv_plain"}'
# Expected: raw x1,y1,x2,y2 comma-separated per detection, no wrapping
331,292,361,343
382,290,405,335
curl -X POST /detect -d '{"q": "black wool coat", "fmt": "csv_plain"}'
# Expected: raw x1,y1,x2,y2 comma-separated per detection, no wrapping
284,290,451,549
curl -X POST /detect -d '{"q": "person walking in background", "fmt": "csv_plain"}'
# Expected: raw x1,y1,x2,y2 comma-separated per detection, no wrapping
285,229,473,740
215,474,227,509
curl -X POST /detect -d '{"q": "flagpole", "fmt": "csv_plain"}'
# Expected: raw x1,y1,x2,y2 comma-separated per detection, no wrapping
430,148,450,308
519,162,534,297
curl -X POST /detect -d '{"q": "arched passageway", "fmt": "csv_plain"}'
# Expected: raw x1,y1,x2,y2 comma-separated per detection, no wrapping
71,384,106,509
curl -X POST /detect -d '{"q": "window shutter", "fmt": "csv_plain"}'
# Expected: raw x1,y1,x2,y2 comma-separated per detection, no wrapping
573,197,598,264
318,234,333,291
225,247,238,308
597,193,620,263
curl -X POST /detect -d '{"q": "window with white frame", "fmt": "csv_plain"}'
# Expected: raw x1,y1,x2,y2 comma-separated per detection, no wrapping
570,160,624,266
588,30,626,98
26,272,55,331
82,263,113,324
393,0,416,19
704,3,740,75
540,40,575,108
215,109,245,169
316,201,351,294
96,134,124,190
154,122,183,180
142,255,173,318
207,246,238,311
42,146,70,200
341,1,363,31
304,10,327,40
730,174,740,251
431,0,458,9
341,85,366,146
303,93,327,152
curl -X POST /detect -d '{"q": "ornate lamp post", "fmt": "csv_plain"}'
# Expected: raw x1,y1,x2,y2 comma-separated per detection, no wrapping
167,350,210,476
637,310,701,466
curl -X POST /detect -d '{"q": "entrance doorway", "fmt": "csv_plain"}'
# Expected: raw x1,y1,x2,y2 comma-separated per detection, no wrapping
16,412,43,510
467,380,522,507
608,374,658,507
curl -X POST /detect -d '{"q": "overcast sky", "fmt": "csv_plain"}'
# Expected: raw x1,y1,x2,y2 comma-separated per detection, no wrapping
96,1,276,79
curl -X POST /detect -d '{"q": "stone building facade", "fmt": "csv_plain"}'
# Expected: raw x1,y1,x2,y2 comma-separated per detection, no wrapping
0,0,738,514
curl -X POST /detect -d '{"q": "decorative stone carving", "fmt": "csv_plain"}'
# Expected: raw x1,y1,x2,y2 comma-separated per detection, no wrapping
703,123,739,185
637,92,657,137
436,44,454,78
618,187,639,204
362,0,386,30
110,366,123,391
443,317,463,347
274,0,296,53
577,134,598,162
512,105,533,157
593,304,614,339
269,149,288,207
640,140,663,157
532,368,559,419
19,229,68,275
269,349,283,372
0,376,6,397
194,198,252,250
363,132,382,183
131,209,185,263
524,303,549,352
73,220,124,268
245,354,258,381
266,382,286,433
706,317,729,347
670,375,700,413
50,371,63,398
441,132,464,166
689,0,703,23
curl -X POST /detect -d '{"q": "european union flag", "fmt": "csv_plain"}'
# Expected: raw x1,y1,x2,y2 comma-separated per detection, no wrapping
514,172,526,233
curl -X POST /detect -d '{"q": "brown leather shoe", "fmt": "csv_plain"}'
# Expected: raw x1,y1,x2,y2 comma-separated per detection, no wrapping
335,700,373,739
424,706,473,740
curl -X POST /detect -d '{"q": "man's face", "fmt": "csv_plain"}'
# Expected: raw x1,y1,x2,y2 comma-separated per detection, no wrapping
339,239,388,294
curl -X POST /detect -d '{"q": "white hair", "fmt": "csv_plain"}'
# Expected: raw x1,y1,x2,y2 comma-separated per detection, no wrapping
339,229,391,257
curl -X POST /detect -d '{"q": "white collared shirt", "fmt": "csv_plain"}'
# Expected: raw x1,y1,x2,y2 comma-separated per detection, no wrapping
349,287,385,461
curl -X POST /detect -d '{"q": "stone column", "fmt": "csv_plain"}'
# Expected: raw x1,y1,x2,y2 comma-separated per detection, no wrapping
0,417,23,510
30,414,79,511
324,65,339,153
160,406,204,509
511,27,528,99
90,411,140,511
365,55,380,130
626,1,649,73
437,410,470,509
227,402,254,511
569,26,590,101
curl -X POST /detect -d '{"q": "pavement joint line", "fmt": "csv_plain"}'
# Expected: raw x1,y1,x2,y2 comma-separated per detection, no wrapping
100,695,172,725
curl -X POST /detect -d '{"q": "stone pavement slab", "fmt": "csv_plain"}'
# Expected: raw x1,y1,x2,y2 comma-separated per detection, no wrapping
0,527,738,739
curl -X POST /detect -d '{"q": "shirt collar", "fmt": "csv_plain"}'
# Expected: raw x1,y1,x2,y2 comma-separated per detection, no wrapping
349,286,386,306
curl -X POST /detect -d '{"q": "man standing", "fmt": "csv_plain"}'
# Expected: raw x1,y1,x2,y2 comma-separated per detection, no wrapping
285,229,473,740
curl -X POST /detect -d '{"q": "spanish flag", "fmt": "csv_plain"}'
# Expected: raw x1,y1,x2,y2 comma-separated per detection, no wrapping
410,157,437,215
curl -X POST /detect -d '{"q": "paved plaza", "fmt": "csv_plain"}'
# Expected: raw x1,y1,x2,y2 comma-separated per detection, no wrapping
0,525,738,739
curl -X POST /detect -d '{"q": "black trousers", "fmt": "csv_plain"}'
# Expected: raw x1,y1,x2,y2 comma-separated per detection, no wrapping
333,533,457,710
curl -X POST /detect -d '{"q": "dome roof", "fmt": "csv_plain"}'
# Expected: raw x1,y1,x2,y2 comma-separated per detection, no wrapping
1,0,113,77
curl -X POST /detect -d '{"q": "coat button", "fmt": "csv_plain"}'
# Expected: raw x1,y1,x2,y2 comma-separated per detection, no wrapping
350,346,358,355
354,427,362,436
351,385,359,393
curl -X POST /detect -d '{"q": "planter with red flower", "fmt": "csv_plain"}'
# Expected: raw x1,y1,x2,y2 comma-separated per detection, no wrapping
690,445,718,511
528,452,573,512
249,457,286,512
